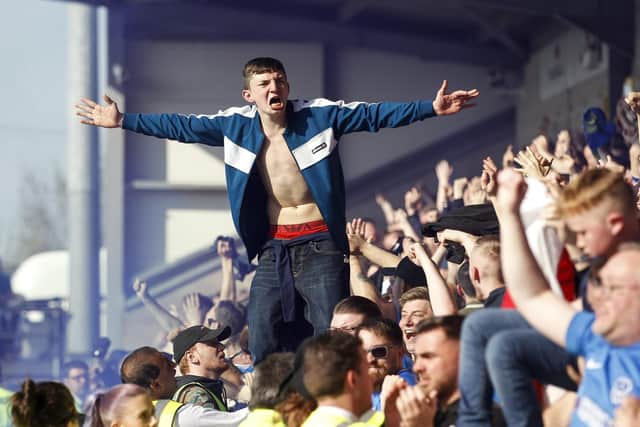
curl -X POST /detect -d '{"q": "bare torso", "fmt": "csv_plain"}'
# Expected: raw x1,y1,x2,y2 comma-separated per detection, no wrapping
256,130,324,225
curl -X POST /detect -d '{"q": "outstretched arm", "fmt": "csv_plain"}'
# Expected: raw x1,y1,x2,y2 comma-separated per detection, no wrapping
76,95,123,128
76,94,225,145
495,169,576,347
333,82,479,136
432,80,479,115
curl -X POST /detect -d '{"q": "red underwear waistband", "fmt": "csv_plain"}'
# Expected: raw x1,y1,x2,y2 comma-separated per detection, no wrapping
268,219,329,239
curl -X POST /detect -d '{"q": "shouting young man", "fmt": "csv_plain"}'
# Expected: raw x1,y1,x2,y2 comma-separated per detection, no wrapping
76,57,478,363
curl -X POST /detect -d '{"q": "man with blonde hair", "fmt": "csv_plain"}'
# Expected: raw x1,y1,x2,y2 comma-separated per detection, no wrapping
458,168,640,427
467,236,505,308
398,287,433,357
495,168,640,426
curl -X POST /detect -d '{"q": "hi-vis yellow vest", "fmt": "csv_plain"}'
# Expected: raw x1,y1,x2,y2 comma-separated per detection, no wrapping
302,408,385,427
239,408,286,427
152,399,184,427
173,382,227,412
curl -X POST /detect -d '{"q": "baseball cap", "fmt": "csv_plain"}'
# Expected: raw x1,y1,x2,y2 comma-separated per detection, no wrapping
583,107,616,152
172,325,232,363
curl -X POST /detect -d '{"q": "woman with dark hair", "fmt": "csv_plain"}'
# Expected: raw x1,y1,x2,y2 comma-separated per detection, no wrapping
87,384,156,427
10,379,79,427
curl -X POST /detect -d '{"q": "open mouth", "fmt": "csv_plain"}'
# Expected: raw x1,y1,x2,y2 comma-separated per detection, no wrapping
269,96,284,108
404,329,416,340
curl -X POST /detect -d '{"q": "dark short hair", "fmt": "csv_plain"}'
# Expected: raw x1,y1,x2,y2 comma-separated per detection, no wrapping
242,57,287,89
214,301,246,336
249,352,295,410
415,315,464,340
10,380,77,427
303,332,362,399
356,318,403,347
333,296,382,319
62,360,89,379
120,346,161,389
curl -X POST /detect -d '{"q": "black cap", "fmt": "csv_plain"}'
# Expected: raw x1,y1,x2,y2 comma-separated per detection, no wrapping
172,325,232,363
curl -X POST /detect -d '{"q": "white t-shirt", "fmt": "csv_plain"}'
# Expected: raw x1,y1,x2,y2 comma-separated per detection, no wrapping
176,404,249,427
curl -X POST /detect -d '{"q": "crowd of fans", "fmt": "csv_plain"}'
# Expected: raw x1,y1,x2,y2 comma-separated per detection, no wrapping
3,89,640,426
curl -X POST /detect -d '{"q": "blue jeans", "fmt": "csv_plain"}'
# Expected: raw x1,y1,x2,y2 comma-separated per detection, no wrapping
457,309,577,427
247,237,348,364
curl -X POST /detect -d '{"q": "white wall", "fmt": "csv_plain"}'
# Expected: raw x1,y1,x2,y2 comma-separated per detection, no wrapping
334,49,516,180
516,28,610,148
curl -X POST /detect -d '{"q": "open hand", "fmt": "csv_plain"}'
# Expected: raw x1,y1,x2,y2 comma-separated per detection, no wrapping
346,217,368,254
432,80,479,116
514,146,553,179
481,156,498,198
76,94,123,128
182,293,204,326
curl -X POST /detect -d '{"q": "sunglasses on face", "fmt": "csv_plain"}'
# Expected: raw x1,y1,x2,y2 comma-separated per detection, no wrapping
365,345,395,359
227,349,250,361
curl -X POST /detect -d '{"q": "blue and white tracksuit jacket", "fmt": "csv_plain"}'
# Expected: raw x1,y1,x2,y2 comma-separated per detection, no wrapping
122,98,437,260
